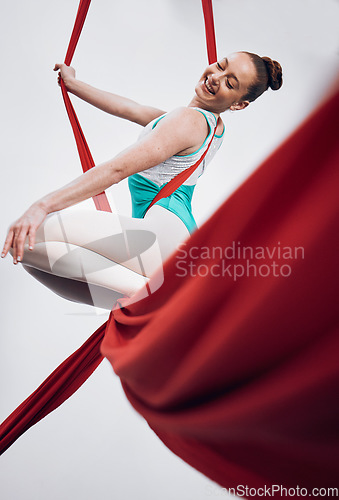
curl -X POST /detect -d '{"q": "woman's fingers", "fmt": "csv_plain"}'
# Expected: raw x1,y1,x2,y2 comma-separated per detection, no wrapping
3,225,34,264
1,204,47,264
28,230,35,252
12,230,18,263
1,228,14,259
9,225,21,263
14,225,30,263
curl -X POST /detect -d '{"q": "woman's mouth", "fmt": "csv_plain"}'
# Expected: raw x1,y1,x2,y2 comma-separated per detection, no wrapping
204,77,215,95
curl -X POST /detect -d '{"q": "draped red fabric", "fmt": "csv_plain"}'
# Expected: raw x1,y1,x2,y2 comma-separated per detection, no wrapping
100,87,339,491
0,323,106,455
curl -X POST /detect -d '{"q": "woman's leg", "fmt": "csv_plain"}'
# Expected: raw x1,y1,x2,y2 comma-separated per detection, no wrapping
18,241,150,295
9,205,190,309
22,265,125,310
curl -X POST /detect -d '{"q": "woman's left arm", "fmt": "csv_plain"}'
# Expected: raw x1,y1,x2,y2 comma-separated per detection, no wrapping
1,107,207,264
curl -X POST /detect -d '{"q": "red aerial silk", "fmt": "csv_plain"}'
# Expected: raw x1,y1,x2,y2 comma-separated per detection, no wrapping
60,0,112,212
201,0,218,64
100,87,339,491
1,0,339,494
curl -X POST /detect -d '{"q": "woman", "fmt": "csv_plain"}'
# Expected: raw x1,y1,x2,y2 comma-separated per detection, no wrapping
1,51,282,310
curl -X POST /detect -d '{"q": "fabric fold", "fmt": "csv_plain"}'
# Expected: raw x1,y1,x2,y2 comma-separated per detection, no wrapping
100,87,339,490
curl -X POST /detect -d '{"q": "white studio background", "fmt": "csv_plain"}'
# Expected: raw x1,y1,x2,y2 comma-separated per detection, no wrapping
0,1,338,499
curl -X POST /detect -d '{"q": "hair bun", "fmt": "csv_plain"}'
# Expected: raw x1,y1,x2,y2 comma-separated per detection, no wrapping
262,57,283,91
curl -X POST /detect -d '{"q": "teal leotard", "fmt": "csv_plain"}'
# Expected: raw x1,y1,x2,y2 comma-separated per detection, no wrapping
128,107,225,235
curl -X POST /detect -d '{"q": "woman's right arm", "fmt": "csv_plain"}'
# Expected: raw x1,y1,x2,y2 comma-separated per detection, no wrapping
54,63,165,127
2,107,207,264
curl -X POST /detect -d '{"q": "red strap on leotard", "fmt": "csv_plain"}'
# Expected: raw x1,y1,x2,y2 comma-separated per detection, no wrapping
145,116,220,214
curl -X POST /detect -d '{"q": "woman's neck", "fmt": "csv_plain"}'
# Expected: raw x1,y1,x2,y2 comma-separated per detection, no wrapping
187,96,220,121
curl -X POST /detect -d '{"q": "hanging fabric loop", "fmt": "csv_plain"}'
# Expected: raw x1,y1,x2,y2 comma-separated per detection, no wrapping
60,0,112,212
201,0,218,64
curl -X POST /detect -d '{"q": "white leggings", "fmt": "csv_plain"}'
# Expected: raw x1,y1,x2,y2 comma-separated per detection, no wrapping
10,205,191,310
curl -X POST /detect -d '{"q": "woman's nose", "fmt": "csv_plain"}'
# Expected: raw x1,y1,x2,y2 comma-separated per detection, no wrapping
210,73,221,86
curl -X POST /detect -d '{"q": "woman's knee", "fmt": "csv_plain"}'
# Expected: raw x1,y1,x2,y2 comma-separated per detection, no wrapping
19,240,151,296
22,264,124,310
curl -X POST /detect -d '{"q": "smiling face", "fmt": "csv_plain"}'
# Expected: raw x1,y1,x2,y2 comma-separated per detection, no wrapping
191,52,257,114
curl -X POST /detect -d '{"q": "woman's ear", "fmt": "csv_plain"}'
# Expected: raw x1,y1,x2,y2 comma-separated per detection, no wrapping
229,101,250,111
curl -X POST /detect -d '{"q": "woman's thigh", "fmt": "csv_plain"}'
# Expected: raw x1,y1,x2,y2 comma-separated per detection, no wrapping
14,206,190,307
30,206,190,276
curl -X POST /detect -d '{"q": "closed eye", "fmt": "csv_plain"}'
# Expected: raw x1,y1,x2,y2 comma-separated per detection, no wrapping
216,61,234,89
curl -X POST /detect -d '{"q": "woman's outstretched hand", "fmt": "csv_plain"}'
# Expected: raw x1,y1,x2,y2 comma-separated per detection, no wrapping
53,63,76,89
1,203,48,264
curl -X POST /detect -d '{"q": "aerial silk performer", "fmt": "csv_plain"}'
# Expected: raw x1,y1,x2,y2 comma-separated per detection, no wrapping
2,0,338,495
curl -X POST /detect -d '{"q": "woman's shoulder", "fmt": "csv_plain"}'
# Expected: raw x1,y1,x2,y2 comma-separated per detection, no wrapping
189,107,224,134
169,107,224,135
142,107,223,157
158,107,223,156
160,107,212,135
165,106,207,120
145,106,224,142
148,107,209,140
